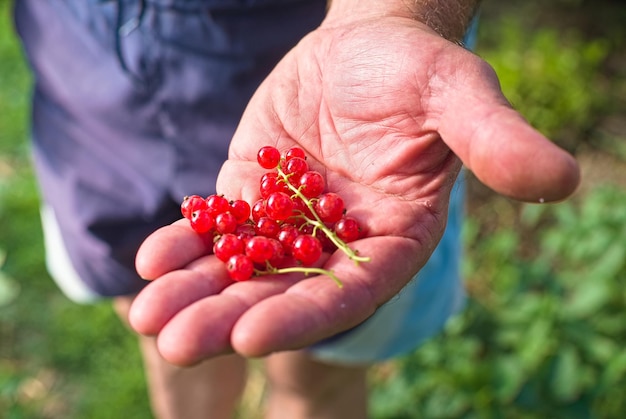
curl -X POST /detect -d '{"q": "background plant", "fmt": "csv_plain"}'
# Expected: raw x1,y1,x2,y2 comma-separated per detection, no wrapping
370,186,626,418
1,0,624,418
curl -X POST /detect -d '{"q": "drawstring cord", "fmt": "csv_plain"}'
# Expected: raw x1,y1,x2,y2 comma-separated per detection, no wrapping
114,0,146,83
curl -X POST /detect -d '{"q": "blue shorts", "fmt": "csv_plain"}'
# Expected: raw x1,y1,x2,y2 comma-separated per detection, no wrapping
15,0,471,363
15,0,327,297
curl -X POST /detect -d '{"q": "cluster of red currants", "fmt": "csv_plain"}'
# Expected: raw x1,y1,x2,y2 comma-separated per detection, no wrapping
180,145,369,285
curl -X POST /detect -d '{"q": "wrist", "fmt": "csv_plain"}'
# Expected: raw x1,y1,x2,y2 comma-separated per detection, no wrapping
413,0,481,42
325,0,480,42
325,0,416,22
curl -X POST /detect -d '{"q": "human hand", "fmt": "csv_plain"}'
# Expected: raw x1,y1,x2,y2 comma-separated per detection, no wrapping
129,14,579,366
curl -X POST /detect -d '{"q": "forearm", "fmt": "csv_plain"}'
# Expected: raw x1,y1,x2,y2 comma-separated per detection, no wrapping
412,0,480,41
325,0,480,42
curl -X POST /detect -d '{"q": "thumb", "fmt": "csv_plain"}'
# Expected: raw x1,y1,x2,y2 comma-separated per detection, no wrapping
437,59,580,203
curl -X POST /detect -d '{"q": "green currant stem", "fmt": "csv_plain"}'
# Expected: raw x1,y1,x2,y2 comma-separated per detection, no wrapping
301,215,370,264
257,265,343,288
276,165,371,265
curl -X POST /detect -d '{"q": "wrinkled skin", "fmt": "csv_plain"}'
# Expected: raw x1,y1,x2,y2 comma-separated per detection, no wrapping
129,18,580,366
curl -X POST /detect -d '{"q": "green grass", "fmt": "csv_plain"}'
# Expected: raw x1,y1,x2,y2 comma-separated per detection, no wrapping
1,0,625,418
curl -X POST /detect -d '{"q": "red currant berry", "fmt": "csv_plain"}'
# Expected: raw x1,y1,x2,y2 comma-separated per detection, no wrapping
255,216,280,238
298,171,325,198
284,146,306,161
286,197,312,225
268,238,287,266
206,194,230,216
318,228,338,252
214,233,245,262
334,216,361,243
251,199,267,222
292,234,323,266
190,210,215,234
226,254,254,281
277,224,299,255
181,195,207,220
314,193,345,223
230,199,251,224
215,211,238,234
265,191,294,221
260,172,288,198
301,224,336,252
260,171,278,184
284,157,308,182
245,236,276,264
257,146,281,169
235,223,256,241
299,224,314,236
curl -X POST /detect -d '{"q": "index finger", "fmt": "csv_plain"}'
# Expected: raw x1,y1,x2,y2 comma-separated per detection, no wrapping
135,219,214,280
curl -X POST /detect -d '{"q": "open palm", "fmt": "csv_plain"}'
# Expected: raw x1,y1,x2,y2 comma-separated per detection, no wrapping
129,17,579,365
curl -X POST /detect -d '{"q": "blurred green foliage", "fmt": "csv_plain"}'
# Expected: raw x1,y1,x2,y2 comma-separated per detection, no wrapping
1,0,625,418
371,186,626,418
479,19,611,147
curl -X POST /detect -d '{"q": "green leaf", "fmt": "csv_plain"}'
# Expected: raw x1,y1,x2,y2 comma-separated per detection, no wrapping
586,242,626,280
0,274,20,308
551,345,582,402
494,355,527,403
0,250,20,307
561,277,612,319
423,385,470,418
600,350,626,389
577,331,619,364
517,317,555,371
